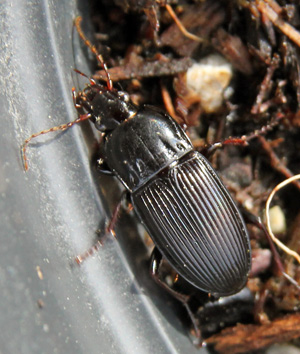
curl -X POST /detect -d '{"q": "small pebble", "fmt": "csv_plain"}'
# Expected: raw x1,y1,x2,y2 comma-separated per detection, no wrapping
186,54,233,113
269,205,286,234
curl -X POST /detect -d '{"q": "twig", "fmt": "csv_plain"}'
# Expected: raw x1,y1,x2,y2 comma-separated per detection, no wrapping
256,0,300,47
258,135,300,192
265,174,300,264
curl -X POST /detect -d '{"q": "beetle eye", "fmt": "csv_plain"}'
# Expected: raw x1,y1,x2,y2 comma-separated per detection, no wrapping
118,91,130,102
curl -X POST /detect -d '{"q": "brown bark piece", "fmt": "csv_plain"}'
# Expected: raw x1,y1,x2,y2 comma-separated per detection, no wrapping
205,313,300,354
93,57,193,81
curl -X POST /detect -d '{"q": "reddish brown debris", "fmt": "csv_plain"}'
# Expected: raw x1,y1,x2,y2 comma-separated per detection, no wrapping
205,313,300,354
212,29,253,75
160,3,225,57
256,0,300,47
257,135,300,192
251,54,280,114
93,57,193,81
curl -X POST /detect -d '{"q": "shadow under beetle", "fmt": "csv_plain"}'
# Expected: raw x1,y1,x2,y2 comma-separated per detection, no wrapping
22,16,251,343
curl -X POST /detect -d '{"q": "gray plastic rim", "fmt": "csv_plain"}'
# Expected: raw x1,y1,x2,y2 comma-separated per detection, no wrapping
0,1,208,353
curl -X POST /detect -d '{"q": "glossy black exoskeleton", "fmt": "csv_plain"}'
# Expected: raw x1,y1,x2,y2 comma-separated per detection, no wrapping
75,79,251,296
22,16,251,339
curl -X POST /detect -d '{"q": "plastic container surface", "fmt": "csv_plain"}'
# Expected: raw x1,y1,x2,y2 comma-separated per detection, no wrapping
0,1,207,353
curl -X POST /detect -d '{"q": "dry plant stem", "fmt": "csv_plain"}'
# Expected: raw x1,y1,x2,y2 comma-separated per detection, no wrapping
265,174,300,264
144,7,160,33
245,118,281,142
258,135,300,192
251,54,279,114
265,0,282,14
256,0,300,47
261,12,276,45
205,313,300,354
160,82,184,125
253,286,270,324
93,57,193,82
165,4,203,42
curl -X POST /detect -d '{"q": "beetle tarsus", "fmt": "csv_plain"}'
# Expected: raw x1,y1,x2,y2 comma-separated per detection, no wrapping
75,191,128,264
75,240,103,265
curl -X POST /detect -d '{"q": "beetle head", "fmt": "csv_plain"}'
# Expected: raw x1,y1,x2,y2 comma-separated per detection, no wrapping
91,88,137,132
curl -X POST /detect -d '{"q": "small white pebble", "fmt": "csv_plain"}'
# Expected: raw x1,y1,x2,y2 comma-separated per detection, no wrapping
186,54,233,113
243,198,253,211
269,205,286,234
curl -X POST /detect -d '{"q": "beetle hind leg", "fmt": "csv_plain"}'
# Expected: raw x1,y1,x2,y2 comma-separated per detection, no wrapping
150,247,203,346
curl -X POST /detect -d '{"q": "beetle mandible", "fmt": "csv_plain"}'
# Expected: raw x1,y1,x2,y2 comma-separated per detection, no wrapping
22,16,251,302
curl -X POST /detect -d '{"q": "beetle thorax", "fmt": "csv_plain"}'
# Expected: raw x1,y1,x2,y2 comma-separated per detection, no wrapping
101,106,194,192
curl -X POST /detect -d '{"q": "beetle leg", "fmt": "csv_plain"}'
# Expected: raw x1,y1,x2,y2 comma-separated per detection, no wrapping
105,190,129,237
75,191,129,264
202,117,283,158
150,247,203,345
202,138,248,158
243,209,300,292
150,248,190,302
97,157,114,175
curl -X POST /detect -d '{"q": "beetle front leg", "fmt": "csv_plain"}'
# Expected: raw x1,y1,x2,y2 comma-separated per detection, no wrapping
200,118,282,158
97,157,114,175
150,247,203,345
199,138,248,158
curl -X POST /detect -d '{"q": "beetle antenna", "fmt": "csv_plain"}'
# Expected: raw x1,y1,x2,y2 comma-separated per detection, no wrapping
74,16,113,91
73,68,97,86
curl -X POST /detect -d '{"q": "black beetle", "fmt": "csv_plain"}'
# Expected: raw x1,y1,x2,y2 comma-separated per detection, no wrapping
75,17,251,297
82,83,252,296
22,15,251,328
